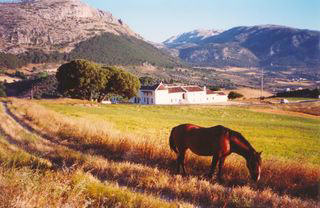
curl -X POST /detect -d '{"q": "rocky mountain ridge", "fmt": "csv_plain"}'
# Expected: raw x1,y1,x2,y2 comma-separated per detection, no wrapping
0,0,141,54
164,25,320,70
163,29,222,48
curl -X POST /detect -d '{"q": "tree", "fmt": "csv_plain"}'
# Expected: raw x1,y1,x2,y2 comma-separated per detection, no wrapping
98,66,140,102
228,91,244,100
56,60,107,100
56,60,140,102
0,81,6,97
209,86,221,91
139,76,156,86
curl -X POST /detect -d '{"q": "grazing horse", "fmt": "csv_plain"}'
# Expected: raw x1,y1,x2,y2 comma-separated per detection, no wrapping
169,124,262,182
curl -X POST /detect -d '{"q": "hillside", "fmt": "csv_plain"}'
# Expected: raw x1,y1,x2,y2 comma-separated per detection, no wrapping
0,0,182,68
0,0,139,54
164,25,320,70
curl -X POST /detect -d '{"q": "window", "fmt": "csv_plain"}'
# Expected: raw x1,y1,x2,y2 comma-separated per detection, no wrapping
151,98,153,104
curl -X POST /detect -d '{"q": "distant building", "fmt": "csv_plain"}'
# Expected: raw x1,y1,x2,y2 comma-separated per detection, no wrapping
131,83,228,105
280,99,289,104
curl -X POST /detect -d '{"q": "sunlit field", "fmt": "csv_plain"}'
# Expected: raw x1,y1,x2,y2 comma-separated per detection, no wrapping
0,98,319,207
41,99,320,165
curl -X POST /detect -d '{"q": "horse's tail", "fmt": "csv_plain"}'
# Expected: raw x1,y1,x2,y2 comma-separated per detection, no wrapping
169,128,178,154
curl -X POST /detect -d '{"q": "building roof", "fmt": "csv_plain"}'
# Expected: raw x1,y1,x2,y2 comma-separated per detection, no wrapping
206,90,216,95
140,84,159,91
140,83,227,96
183,86,204,92
168,87,186,93
206,90,226,96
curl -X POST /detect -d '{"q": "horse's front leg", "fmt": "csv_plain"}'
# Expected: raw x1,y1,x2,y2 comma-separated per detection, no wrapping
208,155,219,178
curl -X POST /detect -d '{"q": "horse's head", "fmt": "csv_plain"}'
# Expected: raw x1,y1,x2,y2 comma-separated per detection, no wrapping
246,151,262,182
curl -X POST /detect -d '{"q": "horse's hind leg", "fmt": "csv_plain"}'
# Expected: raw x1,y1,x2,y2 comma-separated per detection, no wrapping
176,150,186,175
217,156,226,182
208,155,219,178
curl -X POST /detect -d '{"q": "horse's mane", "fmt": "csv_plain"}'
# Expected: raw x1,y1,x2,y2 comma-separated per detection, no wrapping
228,129,255,152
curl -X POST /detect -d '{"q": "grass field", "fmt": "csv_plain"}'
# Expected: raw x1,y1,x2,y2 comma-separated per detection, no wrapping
40,99,320,165
0,98,319,207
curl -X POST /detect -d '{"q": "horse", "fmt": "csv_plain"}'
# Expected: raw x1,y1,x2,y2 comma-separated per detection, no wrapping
169,124,262,182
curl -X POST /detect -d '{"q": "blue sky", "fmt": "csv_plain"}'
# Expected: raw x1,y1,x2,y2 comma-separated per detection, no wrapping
83,0,320,43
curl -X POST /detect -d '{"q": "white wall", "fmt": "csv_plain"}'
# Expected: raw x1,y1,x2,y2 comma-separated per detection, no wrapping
206,94,228,103
185,91,207,104
154,90,170,104
132,89,228,105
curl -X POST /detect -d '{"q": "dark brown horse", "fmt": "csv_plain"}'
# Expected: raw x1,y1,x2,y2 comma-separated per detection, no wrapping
169,124,262,182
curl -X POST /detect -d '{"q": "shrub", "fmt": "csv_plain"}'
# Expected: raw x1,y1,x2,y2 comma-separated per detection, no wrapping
0,69,6,75
34,71,49,79
209,86,221,91
0,81,6,97
228,91,244,100
14,71,27,79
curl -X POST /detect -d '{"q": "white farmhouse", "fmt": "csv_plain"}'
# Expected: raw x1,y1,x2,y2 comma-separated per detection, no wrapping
131,83,228,105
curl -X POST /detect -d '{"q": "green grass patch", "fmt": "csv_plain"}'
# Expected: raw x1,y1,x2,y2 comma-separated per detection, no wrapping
39,101,320,165
276,97,320,101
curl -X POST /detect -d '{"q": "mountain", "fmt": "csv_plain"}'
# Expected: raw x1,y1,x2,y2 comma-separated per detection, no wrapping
0,0,181,68
163,29,222,49
164,25,320,69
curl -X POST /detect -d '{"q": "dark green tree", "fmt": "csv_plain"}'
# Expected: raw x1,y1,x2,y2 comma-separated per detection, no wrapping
56,60,140,102
98,66,140,102
228,91,244,100
139,76,157,86
209,86,221,91
56,60,107,100
0,81,6,97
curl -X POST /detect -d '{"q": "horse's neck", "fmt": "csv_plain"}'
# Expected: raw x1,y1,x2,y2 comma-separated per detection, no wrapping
230,135,254,161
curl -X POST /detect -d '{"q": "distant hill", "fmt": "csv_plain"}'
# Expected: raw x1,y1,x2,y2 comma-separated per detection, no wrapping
163,25,320,70
163,29,222,48
0,0,182,68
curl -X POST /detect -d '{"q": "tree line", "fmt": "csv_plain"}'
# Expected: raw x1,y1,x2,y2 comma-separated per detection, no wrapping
276,88,320,99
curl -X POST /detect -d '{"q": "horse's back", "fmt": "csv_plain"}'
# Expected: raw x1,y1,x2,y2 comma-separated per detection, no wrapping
173,124,227,135
171,124,230,156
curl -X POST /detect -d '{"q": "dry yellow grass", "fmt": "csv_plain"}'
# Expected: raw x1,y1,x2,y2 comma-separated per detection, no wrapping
0,102,193,208
277,101,320,116
1,98,319,207
225,87,273,99
0,75,21,83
